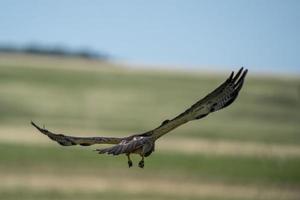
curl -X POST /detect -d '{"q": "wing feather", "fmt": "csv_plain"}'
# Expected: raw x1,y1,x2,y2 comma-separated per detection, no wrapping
151,68,248,139
31,121,123,146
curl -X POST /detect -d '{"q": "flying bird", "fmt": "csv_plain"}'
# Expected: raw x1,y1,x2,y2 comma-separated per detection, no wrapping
31,68,248,168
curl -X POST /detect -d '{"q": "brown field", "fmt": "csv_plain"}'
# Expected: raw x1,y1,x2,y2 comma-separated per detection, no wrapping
0,54,300,200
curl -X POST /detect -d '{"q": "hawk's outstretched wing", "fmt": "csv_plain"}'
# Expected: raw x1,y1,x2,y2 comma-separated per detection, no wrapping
150,67,248,139
31,67,247,155
31,121,123,146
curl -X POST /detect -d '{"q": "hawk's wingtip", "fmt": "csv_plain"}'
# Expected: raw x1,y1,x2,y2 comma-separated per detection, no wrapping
31,121,38,128
30,121,46,134
30,121,35,126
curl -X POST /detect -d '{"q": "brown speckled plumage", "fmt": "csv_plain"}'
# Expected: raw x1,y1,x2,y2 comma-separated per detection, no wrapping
32,68,248,168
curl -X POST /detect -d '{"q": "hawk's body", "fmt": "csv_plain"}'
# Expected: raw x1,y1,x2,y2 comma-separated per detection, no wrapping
32,68,248,168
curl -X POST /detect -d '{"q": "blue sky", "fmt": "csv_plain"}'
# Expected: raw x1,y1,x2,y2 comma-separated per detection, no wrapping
0,0,299,74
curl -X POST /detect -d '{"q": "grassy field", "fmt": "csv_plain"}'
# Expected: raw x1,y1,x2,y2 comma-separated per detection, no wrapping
0,53,300,200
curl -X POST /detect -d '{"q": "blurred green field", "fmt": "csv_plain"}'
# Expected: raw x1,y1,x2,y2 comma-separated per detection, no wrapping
0,54,300,200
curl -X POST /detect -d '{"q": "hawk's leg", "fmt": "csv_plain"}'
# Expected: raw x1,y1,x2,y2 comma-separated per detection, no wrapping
138,155,144,168
127,154,133,168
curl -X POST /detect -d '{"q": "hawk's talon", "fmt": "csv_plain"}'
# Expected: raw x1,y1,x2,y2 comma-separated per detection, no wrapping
128,160,133,168
138,160,144,168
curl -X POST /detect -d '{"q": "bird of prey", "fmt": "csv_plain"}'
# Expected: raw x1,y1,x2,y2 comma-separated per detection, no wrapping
31,68,248,168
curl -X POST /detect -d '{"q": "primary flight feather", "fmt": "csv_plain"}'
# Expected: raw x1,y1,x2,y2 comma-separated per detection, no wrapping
32,67,248,168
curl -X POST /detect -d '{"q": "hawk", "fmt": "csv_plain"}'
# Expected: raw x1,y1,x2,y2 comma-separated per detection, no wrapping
32,68,248,168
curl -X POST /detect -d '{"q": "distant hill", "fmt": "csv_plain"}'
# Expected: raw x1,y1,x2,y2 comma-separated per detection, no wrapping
0,44,110,60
